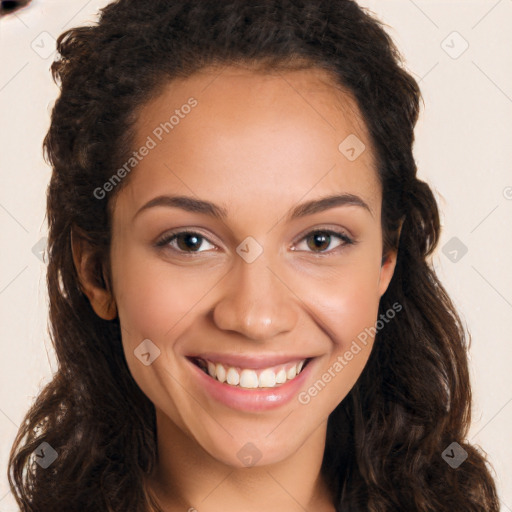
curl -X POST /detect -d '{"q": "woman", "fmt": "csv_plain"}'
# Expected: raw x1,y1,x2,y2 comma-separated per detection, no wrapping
8,0,499,510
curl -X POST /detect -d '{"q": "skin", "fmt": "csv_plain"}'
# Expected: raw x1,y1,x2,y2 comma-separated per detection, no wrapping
74,65,398,511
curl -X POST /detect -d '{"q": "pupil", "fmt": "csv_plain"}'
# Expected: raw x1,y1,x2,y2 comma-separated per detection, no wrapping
308,233,330,251
178,233,201,251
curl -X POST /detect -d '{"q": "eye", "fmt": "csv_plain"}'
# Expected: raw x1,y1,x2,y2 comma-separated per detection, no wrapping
293,229,354,254
155,230,216,253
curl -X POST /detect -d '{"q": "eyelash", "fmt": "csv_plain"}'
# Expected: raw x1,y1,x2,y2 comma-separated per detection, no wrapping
155,228,355,256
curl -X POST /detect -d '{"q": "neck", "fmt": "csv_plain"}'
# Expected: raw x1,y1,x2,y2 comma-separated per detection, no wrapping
145,409,336,512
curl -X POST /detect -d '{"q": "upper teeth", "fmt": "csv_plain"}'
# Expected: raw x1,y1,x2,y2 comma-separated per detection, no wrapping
201,359,306,389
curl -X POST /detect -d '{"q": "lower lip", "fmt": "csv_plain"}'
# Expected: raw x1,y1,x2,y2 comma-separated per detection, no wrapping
186,358,314,412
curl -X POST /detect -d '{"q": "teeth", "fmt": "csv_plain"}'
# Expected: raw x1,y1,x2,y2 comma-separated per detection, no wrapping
258,369,276,388
240,369,259,389
216,363,226,383
275,368,287,384
286,365,297,380
197,358,308,388
226,367,240,386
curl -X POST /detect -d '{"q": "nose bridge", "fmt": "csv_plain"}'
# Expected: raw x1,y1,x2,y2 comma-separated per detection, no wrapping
212,250,298,341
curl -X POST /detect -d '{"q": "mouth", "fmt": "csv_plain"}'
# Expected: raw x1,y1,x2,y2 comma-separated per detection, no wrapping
188,356,312,389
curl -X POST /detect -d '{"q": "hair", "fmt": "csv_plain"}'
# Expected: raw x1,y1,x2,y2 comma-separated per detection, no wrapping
8,0,499,510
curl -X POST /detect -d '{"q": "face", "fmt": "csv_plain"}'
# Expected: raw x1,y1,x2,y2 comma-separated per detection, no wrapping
84,66,397,468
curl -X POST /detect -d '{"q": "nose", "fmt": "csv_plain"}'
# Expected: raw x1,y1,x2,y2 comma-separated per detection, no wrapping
212,254,299,341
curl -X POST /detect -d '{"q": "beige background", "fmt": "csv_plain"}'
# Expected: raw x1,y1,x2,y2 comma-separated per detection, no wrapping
1,0,511,509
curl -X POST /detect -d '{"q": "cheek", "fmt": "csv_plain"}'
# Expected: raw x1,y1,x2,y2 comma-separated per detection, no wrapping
110,248,203,427
333,276,381,343
296,255,383,346
111,247,214,340
291,253,382,408
294,268,381,411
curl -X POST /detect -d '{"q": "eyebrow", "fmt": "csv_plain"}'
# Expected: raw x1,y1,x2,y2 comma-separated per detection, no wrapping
134,193,373,221
134,195,228,221
288,193,373,220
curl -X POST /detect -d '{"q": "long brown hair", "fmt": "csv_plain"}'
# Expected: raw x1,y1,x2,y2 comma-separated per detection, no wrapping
8,1,499,510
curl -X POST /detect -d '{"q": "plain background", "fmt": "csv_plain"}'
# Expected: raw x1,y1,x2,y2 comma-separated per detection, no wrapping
1,0,511,510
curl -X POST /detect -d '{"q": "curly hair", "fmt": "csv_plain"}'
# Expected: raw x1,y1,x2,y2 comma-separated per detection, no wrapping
8,0,499,510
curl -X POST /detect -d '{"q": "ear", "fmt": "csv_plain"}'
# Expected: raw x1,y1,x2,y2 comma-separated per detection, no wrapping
378,248,398,297
71,229,117,320
378,220,403,297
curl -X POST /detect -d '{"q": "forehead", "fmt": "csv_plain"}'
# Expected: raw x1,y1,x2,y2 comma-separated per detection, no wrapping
115,65,380,220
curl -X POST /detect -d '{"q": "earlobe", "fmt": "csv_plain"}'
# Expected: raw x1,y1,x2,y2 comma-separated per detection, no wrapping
71,229,117,320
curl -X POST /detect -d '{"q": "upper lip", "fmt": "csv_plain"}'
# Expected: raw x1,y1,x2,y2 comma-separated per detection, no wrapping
187,352,314,369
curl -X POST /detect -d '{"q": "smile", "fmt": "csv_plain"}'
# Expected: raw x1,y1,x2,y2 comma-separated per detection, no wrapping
191,357,309,389
186,353,316,411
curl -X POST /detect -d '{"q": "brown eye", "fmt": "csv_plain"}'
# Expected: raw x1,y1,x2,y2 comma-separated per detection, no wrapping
295,230,354,254
156,231,216,253
175,233,203,252
306,232,332,252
